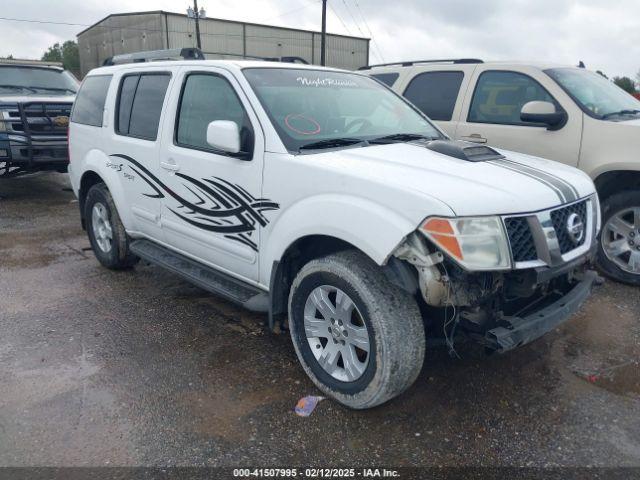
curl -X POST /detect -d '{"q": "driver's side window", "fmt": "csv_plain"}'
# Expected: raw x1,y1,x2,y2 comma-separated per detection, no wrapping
175,72,254,156
468,71,557,126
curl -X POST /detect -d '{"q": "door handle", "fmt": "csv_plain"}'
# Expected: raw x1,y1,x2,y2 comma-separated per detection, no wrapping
461,134,487,144
160,160,180,172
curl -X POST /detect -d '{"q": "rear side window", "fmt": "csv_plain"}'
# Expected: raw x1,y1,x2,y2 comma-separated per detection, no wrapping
403,71,464,121
468,71,556,125
371,73,399,87
176,73,254,156
116,73,171,140
71,75,112,127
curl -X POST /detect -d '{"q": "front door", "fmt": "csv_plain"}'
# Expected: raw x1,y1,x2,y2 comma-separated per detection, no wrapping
157,66,267,283
454,68,582,166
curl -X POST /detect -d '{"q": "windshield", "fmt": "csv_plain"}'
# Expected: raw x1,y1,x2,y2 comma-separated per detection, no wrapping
546,67,640,120
243,68,443,152
0,66,79,95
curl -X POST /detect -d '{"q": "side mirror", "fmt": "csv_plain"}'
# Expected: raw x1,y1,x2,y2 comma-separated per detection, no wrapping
520,101,567,130
206,120,241,154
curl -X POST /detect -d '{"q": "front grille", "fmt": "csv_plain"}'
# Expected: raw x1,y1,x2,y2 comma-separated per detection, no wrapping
505,217,537,262
6,103,72,135
550,200,588,254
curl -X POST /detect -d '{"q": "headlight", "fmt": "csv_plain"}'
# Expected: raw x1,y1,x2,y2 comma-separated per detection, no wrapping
420,216,511,270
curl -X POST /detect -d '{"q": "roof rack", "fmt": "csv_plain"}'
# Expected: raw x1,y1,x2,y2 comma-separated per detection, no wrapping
0,58,64,68
103,48,205,66
359,58,483,70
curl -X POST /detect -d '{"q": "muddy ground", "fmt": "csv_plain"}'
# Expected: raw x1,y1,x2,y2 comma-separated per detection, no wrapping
0,173,639,467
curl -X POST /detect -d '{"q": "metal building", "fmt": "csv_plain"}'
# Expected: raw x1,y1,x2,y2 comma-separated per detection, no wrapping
77,11,370,76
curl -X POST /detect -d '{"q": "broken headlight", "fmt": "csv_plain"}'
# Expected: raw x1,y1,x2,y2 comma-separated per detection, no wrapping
420,216,511,271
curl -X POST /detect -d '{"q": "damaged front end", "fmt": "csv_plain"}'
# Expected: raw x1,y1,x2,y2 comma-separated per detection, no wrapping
389,198,601,353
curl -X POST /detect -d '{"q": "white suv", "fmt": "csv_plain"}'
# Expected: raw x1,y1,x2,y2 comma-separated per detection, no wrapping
69,55,599,409
365,59,640,285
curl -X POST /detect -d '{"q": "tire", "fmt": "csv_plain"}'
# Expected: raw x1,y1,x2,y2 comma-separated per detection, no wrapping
288,250,426,409
597,190,640,286
84,183,139,270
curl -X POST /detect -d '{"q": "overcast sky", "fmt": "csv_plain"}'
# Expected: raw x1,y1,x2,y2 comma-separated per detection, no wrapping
1,0,638,78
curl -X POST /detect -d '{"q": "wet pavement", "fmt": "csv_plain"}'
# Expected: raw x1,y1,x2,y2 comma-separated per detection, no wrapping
0,172,639,467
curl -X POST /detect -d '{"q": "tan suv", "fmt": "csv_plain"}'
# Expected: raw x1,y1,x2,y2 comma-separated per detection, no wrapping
364,59,640,285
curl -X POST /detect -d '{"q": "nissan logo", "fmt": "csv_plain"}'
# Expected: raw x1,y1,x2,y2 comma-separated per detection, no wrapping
566,213,585,244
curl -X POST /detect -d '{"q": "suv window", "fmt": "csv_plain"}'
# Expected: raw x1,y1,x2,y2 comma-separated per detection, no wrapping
176,73,254,156
116,73,170,140
403,71,464,121
371,73,399,88
71,75,112,127
468,71,556,125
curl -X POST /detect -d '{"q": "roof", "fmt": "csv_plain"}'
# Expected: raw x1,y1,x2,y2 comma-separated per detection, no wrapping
0,58,64,69
366,59,574,72
76,10,369,42
86,59,349,75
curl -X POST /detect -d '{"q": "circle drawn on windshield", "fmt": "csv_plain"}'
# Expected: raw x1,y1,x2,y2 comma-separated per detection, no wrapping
284,114,321,135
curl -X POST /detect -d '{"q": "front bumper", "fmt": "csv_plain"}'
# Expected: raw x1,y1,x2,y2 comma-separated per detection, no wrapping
483,270,599,352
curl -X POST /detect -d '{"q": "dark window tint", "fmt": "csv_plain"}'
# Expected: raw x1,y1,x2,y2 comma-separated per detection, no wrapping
371,73,399,87
116,73,170,140
403,71,463,121
176,73,253,156
468,71,556,125
71,75,112,127
117,75,139,135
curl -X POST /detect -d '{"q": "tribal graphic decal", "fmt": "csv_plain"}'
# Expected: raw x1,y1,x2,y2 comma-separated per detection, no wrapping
110,154,279,252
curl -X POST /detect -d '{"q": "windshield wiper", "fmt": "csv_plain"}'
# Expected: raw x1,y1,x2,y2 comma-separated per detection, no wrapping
299,137,366,151
0,84,37,93
369,133,437,144
601,109,640,119
26,86,77,94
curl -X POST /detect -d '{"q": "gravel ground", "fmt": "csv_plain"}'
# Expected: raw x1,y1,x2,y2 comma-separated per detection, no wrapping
0,172,639,468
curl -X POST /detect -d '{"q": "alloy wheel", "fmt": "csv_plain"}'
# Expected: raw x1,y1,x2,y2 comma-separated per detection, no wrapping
91,202,113,253
303,285,371,382
602,207,640,274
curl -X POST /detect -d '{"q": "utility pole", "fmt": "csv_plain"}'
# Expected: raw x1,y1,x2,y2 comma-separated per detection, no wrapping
193,0,202,49
321,0,327,66
187,0,204,49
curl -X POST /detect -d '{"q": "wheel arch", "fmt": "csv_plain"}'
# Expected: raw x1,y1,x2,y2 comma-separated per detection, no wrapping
78,170,105,229
594,170,640,201
268,235,366,330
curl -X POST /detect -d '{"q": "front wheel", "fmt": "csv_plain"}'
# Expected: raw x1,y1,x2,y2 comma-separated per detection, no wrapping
288,250,426,409
597,190,640,285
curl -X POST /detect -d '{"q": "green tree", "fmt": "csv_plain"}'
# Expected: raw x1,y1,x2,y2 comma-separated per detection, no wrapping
613,76,637,94
42,41,80,76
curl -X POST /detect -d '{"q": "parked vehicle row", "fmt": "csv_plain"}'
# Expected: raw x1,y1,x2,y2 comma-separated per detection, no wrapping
365,59,640,285
68,53,600,408
0,59,78,177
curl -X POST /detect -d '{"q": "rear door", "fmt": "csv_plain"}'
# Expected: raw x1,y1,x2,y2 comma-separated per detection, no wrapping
156,66,266,283
400,65,477,138
108,68,172,241
453,66,582,166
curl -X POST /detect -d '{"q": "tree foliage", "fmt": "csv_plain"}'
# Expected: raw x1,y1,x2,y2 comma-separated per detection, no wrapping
613,76,637,94
41,41,80,76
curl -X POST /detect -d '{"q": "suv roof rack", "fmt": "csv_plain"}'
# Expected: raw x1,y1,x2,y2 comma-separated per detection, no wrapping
103,48,205,66
0,58,64,68
359,58,483,70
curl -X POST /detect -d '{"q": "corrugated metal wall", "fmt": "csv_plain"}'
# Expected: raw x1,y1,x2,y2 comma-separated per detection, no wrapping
78,11,369,77
78,13,166,75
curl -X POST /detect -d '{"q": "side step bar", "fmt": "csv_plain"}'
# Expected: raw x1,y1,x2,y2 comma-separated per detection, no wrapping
130,239,269,312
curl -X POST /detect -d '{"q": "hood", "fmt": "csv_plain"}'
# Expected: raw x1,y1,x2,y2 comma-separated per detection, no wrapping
304,142,595,217
0,93,75,104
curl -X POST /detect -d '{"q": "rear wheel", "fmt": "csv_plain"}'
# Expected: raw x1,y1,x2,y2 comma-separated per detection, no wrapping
597,191,640,286
288,250,425,409
85,183,139,270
